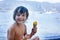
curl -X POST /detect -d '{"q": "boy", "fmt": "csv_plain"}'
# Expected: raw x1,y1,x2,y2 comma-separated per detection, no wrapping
7,6,39,40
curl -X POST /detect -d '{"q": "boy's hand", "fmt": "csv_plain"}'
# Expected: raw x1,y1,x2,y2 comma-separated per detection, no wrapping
24,34,30,39
32,27,37,34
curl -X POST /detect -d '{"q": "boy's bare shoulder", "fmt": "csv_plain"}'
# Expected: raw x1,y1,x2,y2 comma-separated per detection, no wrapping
8,23,16,32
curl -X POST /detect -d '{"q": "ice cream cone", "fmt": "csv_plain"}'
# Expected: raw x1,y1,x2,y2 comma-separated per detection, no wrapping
33,21,38,28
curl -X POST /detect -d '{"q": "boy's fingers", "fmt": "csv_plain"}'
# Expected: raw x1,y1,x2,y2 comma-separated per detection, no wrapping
25,34,30,39
32,28,37,33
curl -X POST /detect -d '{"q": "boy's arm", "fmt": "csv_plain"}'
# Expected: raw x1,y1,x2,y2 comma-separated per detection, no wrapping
30,21,37,38
30,27,37,38
7,27,15,40
24,25,27,40
24,25,37,40
24,25,27,36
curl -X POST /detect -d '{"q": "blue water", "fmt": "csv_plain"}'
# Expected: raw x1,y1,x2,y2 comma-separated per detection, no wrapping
0,1,60,40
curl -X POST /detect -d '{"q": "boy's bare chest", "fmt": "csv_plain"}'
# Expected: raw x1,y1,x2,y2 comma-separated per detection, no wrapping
15,26,25,36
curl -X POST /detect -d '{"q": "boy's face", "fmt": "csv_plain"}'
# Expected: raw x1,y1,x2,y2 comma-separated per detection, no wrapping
15,12,27,24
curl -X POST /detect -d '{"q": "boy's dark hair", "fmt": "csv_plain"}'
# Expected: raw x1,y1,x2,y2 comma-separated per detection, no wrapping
13,6,29,20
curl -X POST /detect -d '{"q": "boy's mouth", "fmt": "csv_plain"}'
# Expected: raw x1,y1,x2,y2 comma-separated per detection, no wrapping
16,19,24,23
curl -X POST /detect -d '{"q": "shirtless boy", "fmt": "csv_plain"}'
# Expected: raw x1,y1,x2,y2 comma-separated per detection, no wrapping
7,6,39,40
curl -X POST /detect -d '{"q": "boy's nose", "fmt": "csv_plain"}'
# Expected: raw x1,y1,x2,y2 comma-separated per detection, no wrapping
18,15,23,19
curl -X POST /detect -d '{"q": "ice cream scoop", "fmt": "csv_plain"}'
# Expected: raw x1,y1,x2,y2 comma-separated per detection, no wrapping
33,21,38,28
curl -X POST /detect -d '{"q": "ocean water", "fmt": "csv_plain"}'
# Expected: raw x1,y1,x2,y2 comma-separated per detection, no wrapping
0,12,60,40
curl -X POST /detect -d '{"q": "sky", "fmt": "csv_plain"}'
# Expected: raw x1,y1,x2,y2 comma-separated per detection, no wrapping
27,0,60,3
0,0,60,3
